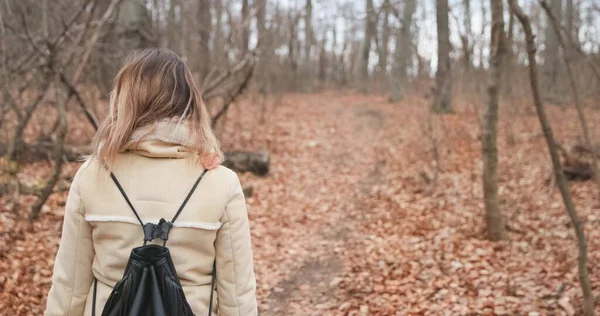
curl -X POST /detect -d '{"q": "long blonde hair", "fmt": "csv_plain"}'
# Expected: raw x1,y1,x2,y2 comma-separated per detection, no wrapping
92,48,222,166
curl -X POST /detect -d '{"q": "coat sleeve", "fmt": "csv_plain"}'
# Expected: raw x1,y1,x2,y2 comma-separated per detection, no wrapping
45,170,95,316
215,172,258,315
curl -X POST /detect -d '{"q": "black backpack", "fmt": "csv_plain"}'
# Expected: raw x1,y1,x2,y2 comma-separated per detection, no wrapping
91,170,216,316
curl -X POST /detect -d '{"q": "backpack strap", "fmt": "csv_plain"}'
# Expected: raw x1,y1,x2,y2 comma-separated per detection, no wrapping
208,260,217,315
110,170,209,244
92,278,98,316
110,173,144,227
171,169,208,223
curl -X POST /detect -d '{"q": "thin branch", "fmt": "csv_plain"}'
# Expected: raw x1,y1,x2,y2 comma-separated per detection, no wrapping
30,80,68,221
59,72,99,130
211,56,256,125
540,0,600,201
203,53,254,99
72,0,121,84
5,77,52,161
49,0,93,48
509,0,595,314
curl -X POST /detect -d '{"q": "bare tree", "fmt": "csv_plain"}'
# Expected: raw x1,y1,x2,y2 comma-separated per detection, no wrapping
241,0,250,55
565,0,574,40
377,0,391,80
213,0,225,67
482,0,507,241
479,1,487,68
288,10,301,87
509,0,595,314
304,0,313,89
359,0,377,84
461,0,473,70
318,29,328,81
543,0,561,87
432,0,452,113
166,0,179,54
389,0,416,102
198,0,212,82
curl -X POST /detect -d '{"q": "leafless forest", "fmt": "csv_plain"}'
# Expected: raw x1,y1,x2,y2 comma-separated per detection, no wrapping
1,0,600,315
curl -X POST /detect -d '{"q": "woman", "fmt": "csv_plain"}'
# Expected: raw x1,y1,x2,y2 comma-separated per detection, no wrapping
45,48,258,315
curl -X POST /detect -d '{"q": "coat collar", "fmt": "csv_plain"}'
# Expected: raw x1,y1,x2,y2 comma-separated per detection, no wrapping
125,120,196,159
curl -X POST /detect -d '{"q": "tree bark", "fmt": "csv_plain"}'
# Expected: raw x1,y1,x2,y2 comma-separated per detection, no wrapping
167,0,180,54
198,0,212,83
256,0,267,48
255,0,268,90
359,0,376,84
479,1,486,68
509,1,595,314
213,0,224,67
432,0,452,113
288,12,300,87
241,0,250,55
304,0,313,90
377,0,391,80
461,0,472,70
318,30,328,81
543,0,561,87
504,6,515,96
566,0,574,40
389,0,415,102
482,0,507,241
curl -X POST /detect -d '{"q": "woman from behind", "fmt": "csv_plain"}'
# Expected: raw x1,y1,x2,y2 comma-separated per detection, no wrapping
45,48,257,316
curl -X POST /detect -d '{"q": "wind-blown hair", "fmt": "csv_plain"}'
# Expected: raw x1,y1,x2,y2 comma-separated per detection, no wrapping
92,48,222,166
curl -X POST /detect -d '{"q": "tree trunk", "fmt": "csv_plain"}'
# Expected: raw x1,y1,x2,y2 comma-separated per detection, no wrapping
432,0,452,113
255,0,268,90
509,1,595,314
198,0,212,83
304,0,313,90
479,2,486,68
256,0,267,47
461,0,472,70
566,0,574,40
378,0,391,80
213,0,224,67
389,0,416,102
318,31,328,81
482,0,507,241
241,0,250,55
288,12,299,88
504,6,515,96
116,0,153,50
167,0,180,54
359,0,376,84
543,0,561,87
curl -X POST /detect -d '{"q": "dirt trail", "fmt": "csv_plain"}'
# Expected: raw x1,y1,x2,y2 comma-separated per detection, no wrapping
261,95,387,315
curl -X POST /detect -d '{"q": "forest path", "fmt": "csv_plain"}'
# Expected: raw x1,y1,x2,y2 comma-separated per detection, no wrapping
255,94,388,315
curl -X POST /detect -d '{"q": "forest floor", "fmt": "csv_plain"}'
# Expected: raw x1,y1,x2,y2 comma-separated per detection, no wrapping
1,92,600,315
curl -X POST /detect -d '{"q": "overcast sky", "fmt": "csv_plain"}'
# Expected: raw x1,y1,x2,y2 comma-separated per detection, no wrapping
204,0,600,73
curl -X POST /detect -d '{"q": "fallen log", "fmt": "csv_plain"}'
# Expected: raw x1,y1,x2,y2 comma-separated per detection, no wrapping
223,150,270,176
0,142,88,163
557,143,597,181
0,143,270,176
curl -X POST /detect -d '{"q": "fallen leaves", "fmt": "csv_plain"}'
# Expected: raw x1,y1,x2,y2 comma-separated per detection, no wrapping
1,93,600,315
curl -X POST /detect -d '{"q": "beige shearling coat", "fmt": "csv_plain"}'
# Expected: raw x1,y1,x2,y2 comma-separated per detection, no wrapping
45,139,258,316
